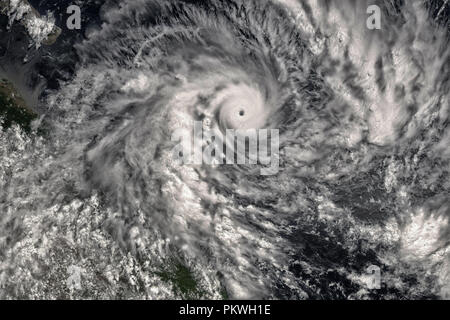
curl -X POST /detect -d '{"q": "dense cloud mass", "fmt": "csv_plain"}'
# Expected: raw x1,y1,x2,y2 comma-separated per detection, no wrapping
0,0,449,299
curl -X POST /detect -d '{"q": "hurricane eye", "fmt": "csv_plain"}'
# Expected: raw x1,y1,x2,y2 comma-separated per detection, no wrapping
239,110,245,116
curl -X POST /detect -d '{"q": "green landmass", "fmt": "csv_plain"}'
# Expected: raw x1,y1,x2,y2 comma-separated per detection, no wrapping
157,260,205,299
0,0,61,45
0,78,37,133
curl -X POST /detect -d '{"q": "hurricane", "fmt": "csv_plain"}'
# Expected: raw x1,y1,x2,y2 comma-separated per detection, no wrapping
0,0,449,299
